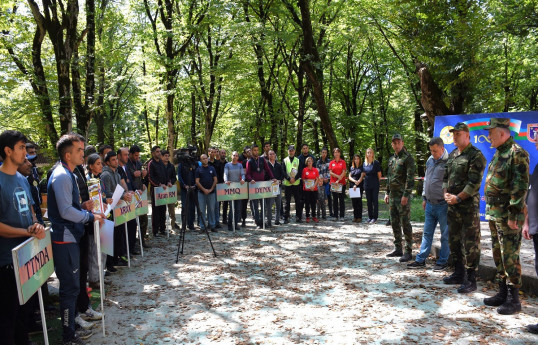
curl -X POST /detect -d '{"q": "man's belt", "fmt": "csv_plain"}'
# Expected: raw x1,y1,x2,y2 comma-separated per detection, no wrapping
426,198,446,205
485,195,510,204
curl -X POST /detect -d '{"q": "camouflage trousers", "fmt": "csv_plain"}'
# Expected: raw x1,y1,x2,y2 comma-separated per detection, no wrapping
489,219,522,288
389,194,413,252
447,205,481,270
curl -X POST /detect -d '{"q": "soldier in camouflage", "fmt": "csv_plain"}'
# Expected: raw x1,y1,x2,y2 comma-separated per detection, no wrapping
442,122,486,294
384,133,415,262
482,118,529,315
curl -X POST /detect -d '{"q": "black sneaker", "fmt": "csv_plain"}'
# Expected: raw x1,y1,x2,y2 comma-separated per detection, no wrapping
433,263,449,271
407,261,426,269
284,219,289,224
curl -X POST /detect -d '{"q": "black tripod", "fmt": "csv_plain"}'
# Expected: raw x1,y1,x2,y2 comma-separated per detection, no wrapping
176,187,217,262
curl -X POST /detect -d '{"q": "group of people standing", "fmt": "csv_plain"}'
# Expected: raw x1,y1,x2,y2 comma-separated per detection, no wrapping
1,114,537,345
178,142,384,233
386,118,538,334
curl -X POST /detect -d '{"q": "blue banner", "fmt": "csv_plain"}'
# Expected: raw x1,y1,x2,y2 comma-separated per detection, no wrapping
434,111,538,220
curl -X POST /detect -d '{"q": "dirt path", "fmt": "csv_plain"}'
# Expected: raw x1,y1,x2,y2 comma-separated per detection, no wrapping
86,220,537,344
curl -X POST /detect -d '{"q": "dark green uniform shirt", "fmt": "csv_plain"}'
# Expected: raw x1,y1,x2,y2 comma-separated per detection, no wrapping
443,143,486,206
484,137,529,222
386,148,415,197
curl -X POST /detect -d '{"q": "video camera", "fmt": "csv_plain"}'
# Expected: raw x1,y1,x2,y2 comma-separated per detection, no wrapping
176,145,198,166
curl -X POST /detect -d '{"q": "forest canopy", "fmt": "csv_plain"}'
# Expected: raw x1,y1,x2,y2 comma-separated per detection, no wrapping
1,0,536,172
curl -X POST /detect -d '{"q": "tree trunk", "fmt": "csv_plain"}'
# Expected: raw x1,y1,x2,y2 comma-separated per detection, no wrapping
295,0,339,151
415,62,450,131
82,0,96,137
95,66,106,144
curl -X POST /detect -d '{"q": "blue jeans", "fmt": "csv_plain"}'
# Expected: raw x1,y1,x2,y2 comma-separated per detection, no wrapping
197,191,216,229
415,201,449,265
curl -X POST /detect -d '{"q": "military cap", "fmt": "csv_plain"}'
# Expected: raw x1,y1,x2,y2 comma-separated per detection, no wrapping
392,133,403,141
288,145,295,151
449,122,469,132
484,118,510,130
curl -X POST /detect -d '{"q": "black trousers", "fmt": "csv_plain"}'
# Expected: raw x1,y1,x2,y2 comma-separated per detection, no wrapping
304,190,318,218
77,230,90,313
284,184,300,220
241,195,248,221
222,201,229,222
151,190,167,234
534,234,538,277
127,219,137,251
351,197,363,219
0,265,30,345
332,186,346,218
365,187,379,220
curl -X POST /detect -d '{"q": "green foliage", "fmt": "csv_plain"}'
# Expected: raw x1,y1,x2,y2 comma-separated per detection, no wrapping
0,0,536,166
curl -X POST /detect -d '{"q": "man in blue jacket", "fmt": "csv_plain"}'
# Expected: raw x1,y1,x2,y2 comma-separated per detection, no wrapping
48,133,104,345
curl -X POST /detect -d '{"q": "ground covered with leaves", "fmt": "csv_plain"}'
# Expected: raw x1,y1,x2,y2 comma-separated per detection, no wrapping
85,219,537,344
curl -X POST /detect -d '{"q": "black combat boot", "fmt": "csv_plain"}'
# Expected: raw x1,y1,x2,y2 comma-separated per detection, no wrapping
386,248,403,257
484,280,508,306
443,261,465,285
526,324,538,334
399,252,412,263
497,286,521,315
457,269,477,293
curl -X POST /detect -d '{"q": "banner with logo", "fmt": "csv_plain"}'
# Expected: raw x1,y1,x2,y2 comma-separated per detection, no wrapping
248,181,275,200
12,230,54,305
434,111,538,219
216,182,248,201
113,199,136,226
134,190,149,216
154,185,178,206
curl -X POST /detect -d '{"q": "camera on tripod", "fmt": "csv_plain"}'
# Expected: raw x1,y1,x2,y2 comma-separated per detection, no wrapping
176,145,198,166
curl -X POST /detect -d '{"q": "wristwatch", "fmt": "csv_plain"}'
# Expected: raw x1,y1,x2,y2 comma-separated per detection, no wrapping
456,195,462,203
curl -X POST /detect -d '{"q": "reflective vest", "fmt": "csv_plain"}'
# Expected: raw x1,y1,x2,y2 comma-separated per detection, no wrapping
282,156,300,186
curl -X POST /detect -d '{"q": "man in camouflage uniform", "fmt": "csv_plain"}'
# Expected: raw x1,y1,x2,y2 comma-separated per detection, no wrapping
384,133,415,262
443,122,486,293
482,118,529,315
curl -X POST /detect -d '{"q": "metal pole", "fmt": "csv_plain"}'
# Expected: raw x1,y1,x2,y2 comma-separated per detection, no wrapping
37,288,49,345
136,216,144,257
124,223,130,267
232,201,235,232
94,220,106,336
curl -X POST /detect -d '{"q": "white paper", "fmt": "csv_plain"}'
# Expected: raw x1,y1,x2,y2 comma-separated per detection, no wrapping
104,185,125,216
349,187,361,198
100,219,115,256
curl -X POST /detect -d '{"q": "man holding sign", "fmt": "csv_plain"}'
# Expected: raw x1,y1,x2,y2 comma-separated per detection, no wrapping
246,144,276,228
223,151,246,231
48,134,104,345
148,146,171,237
0,130,46,345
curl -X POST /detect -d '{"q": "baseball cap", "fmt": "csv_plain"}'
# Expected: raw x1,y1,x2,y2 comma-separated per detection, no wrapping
449,122,469,132
392,133,403,141
288,145,295,151
484,118,510,130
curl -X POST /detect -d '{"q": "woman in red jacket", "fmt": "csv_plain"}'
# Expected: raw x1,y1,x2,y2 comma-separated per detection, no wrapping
302,156,320,223
329,147,347,221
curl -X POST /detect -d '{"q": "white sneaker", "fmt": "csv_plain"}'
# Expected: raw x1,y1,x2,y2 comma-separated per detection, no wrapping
81,306,103,321
75,315,94,330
